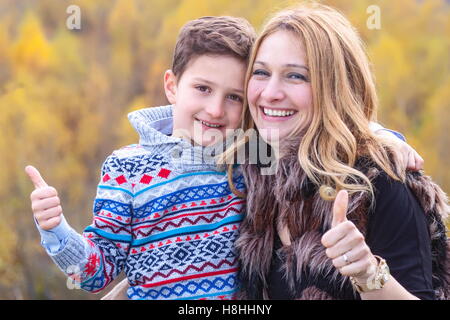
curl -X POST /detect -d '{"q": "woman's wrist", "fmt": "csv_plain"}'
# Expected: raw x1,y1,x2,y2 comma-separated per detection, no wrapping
353,254,378,283
350,255,390,293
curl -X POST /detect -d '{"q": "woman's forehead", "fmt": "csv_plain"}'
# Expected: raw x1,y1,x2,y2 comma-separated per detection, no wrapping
255,30,307,66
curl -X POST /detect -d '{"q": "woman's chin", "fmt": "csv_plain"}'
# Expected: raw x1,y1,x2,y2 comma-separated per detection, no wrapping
256,125,291,145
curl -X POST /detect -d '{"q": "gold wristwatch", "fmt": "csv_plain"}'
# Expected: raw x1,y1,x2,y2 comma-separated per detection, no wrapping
350,255,390,293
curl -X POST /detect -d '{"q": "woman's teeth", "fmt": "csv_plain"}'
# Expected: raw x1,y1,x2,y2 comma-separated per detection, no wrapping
201,120,222,128
263,108,295,117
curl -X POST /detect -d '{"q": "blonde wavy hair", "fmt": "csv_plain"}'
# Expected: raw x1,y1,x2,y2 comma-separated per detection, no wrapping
221,2,403,200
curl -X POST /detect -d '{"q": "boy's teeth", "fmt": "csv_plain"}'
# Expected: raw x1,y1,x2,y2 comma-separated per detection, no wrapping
263,108,295,117
201,120,221,128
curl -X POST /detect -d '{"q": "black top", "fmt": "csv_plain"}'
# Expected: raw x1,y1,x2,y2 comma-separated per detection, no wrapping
268,172,435,300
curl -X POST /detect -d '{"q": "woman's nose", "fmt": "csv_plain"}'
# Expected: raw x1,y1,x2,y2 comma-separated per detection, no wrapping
260,77,285,102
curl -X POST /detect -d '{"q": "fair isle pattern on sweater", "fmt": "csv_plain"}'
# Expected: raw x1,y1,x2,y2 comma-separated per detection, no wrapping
47,106,246,300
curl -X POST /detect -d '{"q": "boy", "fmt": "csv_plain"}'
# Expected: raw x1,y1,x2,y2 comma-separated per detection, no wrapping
26,16,256,300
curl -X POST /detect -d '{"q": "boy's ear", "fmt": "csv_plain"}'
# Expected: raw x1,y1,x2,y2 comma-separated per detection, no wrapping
164,70,177,105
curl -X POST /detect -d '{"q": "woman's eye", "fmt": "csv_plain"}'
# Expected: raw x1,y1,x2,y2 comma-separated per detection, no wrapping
287,73,308,81
252,69,270,77
196,85,211,93
227,94,243,103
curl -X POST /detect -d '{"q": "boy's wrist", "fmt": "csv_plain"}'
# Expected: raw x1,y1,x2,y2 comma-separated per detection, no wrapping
36,215,72,254
377,128,406,142
368,121,384,132
369,122,406,142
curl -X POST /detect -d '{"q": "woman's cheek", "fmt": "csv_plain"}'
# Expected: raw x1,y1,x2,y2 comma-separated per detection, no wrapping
247,79,262,109
295,86,313,112
247,82,266,128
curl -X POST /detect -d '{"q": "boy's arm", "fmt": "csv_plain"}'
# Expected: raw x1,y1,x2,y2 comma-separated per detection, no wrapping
26,153,134,294
369,122,424,171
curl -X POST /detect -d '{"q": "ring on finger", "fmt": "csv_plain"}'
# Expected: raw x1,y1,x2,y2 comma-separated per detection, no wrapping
342,253,350,265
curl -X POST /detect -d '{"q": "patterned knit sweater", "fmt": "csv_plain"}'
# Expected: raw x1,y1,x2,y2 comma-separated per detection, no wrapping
37,105,246,300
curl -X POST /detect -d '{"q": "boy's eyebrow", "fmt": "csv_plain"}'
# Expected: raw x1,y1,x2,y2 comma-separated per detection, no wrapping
193,77,244,94
254,60,309,71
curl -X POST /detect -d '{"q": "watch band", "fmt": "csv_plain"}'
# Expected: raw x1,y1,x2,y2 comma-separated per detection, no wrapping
350,255,390,293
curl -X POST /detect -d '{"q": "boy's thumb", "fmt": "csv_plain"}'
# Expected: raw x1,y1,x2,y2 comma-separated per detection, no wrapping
331,190,349,228
25,165,48,189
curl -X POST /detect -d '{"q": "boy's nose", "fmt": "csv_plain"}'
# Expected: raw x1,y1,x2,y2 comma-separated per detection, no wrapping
205,99,226,119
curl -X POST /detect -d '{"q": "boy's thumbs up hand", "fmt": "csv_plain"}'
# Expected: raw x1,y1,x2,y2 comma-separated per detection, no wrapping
25,165,49,189
25,165,63,231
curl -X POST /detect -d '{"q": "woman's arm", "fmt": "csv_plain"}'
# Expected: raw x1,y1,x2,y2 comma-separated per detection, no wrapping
321,174,434,300
358,277,419,300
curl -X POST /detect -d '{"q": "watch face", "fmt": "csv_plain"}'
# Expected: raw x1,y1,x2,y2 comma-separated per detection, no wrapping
367,282,376,290
379,261,390,285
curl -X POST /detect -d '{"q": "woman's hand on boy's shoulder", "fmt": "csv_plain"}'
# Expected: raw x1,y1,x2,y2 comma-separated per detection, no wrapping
25,165,63,231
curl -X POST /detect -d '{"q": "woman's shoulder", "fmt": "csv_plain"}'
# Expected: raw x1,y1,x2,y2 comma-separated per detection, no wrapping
369,169,419,216
362,168,432,252
353,156,409,201
371,169,405,197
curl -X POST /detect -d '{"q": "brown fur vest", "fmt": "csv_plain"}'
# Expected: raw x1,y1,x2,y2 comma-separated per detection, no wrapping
236,151,450,300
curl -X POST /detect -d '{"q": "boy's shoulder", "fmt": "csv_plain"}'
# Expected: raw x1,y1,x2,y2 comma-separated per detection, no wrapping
103,144,173,180
112,143,156,159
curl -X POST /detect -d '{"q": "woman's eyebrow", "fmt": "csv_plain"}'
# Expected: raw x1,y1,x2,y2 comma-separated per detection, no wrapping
286,63,309,71
254,60,309,71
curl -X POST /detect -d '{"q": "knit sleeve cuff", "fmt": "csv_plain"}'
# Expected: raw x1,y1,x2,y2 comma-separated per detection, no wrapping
47,229,88,274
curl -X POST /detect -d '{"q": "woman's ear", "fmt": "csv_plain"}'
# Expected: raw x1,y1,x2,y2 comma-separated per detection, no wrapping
164,70,177,104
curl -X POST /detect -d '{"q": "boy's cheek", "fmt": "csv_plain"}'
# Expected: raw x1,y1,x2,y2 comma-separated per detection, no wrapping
228,105,245,129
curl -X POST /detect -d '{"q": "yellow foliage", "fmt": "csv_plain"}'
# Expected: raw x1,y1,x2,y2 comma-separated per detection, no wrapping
11,12,55,74
0,218,18,286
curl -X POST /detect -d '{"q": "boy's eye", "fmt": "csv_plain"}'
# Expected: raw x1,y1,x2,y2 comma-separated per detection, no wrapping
227,94,243,103
196,85,211,93
287,73,308,82
252,69,270,77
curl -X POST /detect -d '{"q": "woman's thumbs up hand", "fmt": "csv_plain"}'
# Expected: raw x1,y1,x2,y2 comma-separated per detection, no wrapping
321,190,377,283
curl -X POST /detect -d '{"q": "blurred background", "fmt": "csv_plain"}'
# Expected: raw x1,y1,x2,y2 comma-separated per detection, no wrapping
0,0,448,299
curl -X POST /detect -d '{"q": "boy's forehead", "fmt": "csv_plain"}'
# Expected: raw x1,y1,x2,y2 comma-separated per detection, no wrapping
181,54,247,89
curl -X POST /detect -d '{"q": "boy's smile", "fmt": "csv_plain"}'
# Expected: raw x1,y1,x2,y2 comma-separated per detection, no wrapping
165,54,246,146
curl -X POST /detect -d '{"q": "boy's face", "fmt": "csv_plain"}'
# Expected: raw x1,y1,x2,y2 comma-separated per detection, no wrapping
165,54,246,146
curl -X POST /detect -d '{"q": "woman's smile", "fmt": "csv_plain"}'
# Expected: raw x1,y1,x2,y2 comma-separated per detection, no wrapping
259,106,298,121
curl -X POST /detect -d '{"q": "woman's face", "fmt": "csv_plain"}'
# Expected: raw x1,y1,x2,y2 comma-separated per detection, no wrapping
247,30,313,143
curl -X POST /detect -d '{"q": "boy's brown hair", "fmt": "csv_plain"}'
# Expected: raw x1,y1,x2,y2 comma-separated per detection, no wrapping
172,16,256,79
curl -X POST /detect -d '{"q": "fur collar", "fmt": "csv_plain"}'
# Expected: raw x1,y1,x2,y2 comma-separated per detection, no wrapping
237,149,449,300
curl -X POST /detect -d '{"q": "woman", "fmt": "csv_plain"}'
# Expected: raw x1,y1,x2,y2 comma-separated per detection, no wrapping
226,3,449,300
